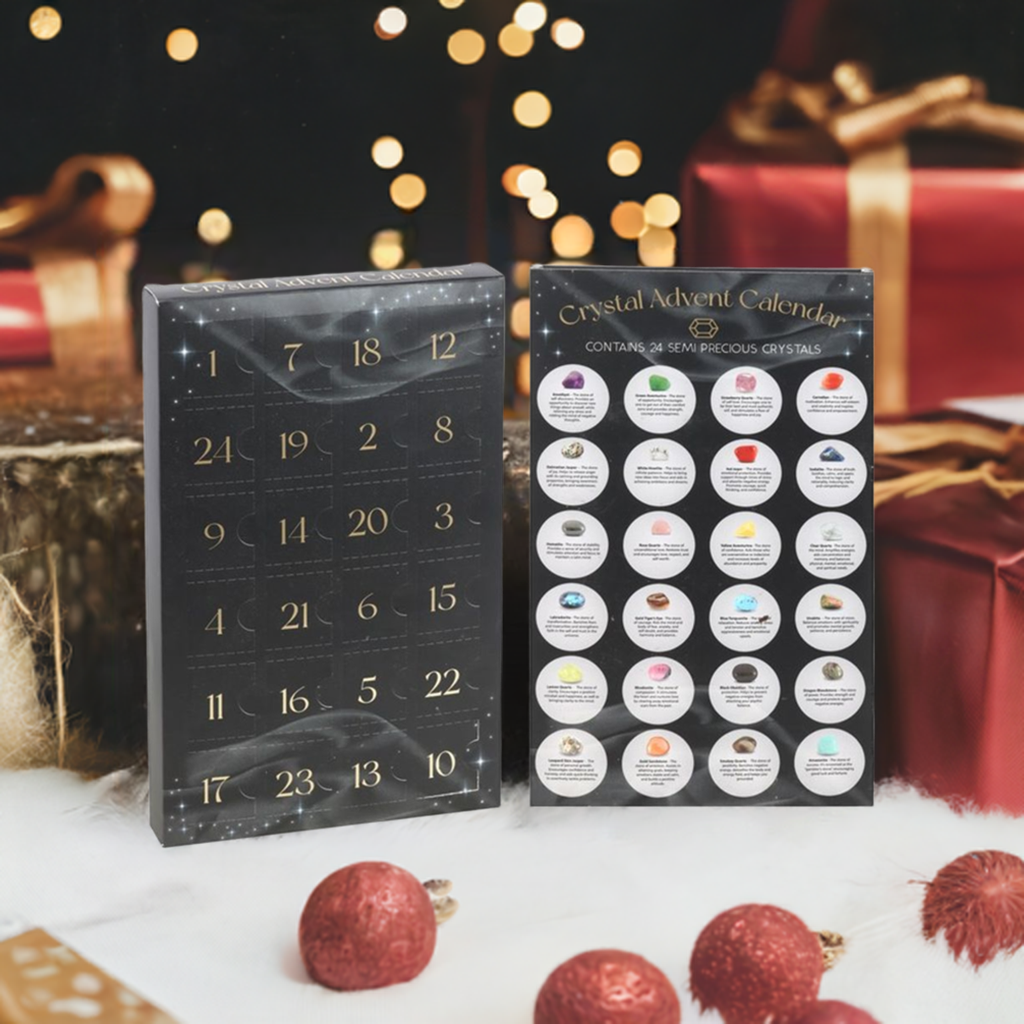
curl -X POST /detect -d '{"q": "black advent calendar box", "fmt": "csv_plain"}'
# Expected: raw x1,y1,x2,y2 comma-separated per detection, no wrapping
143,264,504,845
529,266,873,807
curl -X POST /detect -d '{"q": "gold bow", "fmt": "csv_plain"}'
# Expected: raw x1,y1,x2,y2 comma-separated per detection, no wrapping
0,154,154,257
728,62,1024,155
874,419,1024,505
727,64,1024,414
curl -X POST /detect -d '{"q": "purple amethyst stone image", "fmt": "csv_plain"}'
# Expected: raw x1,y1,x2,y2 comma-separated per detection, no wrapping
562,370,585,390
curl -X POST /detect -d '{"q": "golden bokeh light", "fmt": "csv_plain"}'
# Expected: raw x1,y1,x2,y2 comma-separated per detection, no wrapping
644,193,682,229
512,261,532,291
29,7,61,40
638,226,677,267
375,6,408,38
502,164,531,197
608,140,642,177
447,28,486,64
438,0,464,7
390,173,427,211
551,17,584,49
369,229,405,270
610,201,646,240
197,208,232,246
513,90,552,128
516,167,546,198
513,2,547,32
371,136,404,169
516,350,531,395
166,28,199,62
510,297,531,340
550,215,594,259
528,190,558,220
498,23,534,58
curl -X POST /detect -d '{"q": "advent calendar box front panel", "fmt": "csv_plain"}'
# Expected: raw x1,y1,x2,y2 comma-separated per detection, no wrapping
529,266,873,807
143,265,503,845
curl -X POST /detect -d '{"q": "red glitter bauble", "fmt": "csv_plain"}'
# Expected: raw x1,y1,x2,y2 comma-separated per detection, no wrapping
534,949,681,1024
922,849,1024,968
689,904,824,1024
792,1000,881,1024
299,861,437,990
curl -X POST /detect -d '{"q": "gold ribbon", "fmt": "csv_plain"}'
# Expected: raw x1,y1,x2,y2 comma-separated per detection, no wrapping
728,63,1024,413
0,154,154,253
874,420,1024,505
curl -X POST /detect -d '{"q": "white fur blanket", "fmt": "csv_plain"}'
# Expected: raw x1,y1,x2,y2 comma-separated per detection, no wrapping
0,769,1021,1023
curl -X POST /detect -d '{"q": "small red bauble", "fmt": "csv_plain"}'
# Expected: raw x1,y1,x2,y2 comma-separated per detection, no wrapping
299,861,437,990
922,849,1024,968
689,904,823,1024
534,949,681,1024
792,1000,881,1024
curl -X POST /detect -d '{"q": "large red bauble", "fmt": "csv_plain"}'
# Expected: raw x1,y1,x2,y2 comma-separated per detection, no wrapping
922,849,1024,968
689,904,823,1024
299,861,437,990
534,949,681,1024
792,1001,881,1024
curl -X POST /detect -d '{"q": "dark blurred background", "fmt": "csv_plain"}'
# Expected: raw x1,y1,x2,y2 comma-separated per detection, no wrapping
5,0,1024,402
6,0,1022,275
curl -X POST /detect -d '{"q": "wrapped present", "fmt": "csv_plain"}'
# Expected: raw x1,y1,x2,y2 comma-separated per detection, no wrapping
875,416,1024,813
682,62,1024,413
0,155,154,375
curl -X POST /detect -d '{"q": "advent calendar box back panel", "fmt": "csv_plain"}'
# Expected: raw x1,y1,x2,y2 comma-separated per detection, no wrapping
529,266,873,807
143,265,504,845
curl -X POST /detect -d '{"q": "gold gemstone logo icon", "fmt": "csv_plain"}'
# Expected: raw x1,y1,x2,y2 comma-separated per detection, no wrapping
689,317,719,339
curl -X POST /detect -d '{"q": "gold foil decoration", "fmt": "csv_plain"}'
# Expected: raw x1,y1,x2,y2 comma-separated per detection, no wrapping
513,90,551,128
447,28,485,65
29,7,61,40
165,28,198,62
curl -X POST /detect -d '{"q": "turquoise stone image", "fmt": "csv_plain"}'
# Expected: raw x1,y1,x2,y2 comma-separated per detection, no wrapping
733,594,758,613
817,734,840,756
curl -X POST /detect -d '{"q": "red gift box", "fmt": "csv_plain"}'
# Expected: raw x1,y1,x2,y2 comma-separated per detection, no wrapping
0,154,153,374
877,479,1024,814
682,68,1024,414
0,268,50,364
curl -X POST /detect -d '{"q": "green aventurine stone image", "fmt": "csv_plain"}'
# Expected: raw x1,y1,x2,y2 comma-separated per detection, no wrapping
649,373,671,392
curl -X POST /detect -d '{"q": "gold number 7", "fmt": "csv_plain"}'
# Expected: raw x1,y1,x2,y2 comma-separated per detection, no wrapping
283,343,303,371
